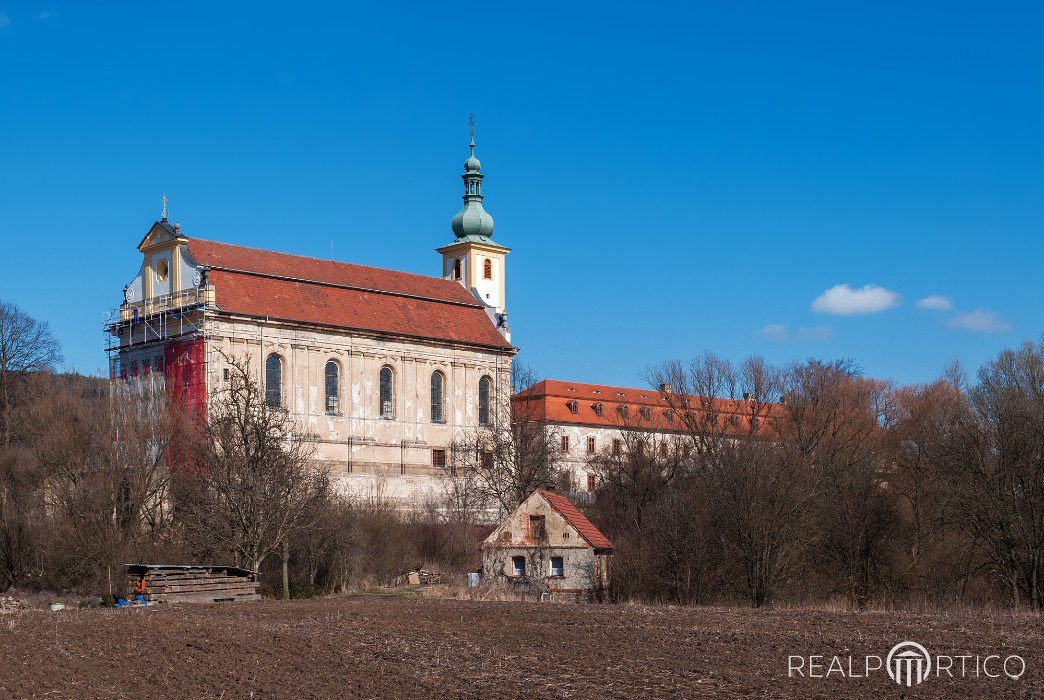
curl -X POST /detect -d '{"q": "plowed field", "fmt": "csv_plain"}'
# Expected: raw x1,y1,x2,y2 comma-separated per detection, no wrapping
0,598,1039,698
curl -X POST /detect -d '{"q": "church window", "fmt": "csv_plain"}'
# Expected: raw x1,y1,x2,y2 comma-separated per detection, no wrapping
265,354,282,408
432,448,447,469
483,258,492,279
325,361,340,415
453,258,462,280
156,259,169,282
379,366,394,418
478,375,492,426
430,371,446,423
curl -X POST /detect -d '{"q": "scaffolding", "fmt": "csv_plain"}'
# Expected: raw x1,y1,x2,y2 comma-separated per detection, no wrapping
104,283,214,391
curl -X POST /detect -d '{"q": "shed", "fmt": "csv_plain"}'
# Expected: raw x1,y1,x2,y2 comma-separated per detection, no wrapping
481,490,614,602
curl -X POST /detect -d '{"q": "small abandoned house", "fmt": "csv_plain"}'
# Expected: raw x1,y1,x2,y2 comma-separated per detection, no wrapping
481,490,614,601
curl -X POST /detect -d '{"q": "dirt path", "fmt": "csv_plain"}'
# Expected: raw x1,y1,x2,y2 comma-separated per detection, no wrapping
0,598,1040,698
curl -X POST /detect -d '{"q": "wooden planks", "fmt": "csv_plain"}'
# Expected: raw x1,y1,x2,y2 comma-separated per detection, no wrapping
126,565,260,605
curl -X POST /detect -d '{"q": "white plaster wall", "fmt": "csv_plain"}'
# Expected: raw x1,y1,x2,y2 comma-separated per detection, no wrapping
546,422,688,493
207,315,514,505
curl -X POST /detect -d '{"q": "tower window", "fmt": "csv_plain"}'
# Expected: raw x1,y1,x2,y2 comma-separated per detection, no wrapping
478,375,492,426
430,371,445,423
483,258,492,279
156,259,169,282
325,360,340,414
379,366,394,418
453,258,462,280
265,353,282,408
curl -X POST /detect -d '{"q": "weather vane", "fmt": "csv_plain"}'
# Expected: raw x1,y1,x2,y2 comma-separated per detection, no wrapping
468,113,476,139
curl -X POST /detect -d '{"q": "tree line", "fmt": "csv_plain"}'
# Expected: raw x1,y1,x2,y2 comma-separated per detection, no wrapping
586,346,1044,609
1,297,1042,610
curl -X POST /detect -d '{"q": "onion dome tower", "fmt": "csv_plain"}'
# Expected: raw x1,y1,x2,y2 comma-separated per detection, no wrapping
437,119,511,340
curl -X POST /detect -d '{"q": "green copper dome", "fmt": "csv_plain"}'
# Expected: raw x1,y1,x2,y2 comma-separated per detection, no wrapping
451,136,494,240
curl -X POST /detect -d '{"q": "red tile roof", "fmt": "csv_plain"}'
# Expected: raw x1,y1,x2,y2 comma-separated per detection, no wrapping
514,379,782,437
539,490,614,551
187,239,513,351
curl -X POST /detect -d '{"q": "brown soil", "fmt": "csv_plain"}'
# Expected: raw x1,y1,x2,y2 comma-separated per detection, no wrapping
0,598,1040,698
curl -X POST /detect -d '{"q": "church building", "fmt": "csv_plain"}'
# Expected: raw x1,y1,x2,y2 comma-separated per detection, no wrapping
106,135,516,506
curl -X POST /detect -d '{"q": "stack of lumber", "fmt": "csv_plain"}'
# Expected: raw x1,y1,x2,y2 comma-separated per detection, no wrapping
125,564,261,604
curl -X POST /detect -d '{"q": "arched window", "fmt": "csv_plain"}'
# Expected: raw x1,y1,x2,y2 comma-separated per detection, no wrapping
478,375,492,426
265,353,282,408
483,258,492,280
379,366,393,418
453,258,462,280
430,371,445,423
325,360,340,414
592,402,604,417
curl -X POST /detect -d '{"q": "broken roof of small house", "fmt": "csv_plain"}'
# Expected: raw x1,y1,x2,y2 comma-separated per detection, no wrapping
536,490,614,551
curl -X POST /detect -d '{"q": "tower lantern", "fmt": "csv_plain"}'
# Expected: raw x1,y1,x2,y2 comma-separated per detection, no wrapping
437,121,511,341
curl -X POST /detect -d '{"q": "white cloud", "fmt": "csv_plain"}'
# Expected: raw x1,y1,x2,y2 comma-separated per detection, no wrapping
759,324,789,343
917,295,954,311
811,284,901,315
759,324,832,343
948,309,1011,334
38,11,56,20
0,13,11,27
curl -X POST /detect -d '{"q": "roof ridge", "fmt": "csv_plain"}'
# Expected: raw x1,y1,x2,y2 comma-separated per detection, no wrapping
189,238,484,309
193,238,469,290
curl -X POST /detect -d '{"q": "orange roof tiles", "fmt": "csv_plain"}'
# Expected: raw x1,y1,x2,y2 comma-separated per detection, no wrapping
539,490,614,551
514,379,782,436
187,239,513,351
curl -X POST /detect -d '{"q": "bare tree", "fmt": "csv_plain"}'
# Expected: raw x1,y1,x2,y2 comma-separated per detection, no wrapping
0,300,62,447
944,339,1044,608
647,355,805,607
452,363,559,514
175,352,329,574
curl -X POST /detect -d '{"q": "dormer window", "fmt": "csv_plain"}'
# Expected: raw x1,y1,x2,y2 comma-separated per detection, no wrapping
639,407,652,421
592,402,604,417
566,400,579,414
617,405,630,419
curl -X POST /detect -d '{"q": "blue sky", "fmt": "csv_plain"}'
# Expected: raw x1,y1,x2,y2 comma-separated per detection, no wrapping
0,2,1041,387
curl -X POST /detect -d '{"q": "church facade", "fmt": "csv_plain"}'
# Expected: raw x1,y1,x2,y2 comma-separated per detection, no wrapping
107,136,515,506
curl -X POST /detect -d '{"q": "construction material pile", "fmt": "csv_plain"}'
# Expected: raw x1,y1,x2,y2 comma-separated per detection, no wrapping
125,564,260,604
0,596,30,614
